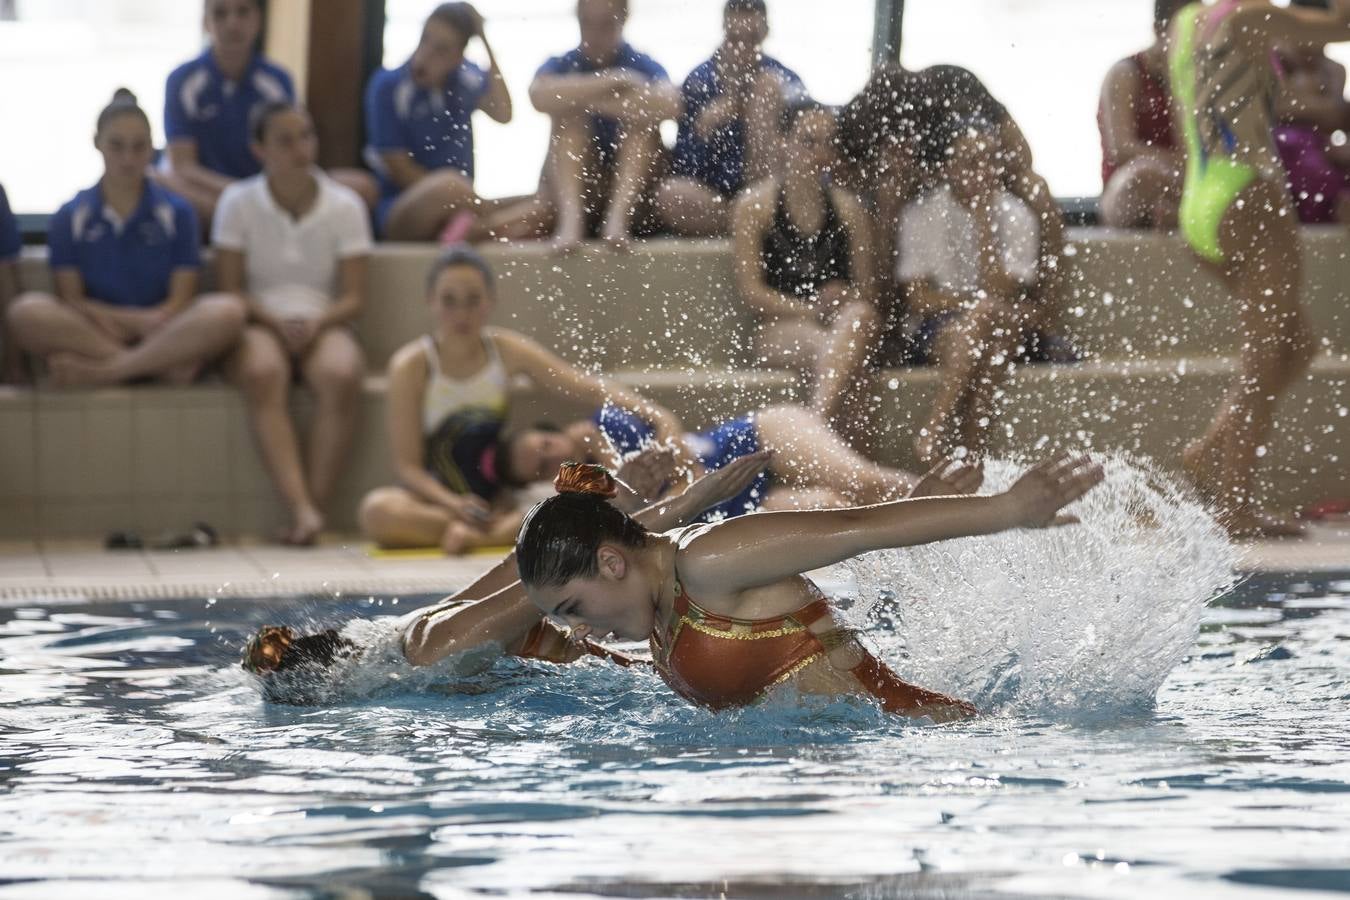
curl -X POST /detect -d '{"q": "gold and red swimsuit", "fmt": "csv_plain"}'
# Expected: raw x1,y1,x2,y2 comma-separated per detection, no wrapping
649,580,971,717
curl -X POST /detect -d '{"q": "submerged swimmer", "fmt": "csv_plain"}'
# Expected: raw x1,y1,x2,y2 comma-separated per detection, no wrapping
515,454,1105,722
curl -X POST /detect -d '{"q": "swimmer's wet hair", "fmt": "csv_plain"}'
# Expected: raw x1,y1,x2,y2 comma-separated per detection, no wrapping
515,463,649,588
242,625,355,676
426,244,496,295
96,88,150,135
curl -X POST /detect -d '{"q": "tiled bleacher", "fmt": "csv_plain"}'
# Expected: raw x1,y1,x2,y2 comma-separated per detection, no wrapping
2,229,1346,540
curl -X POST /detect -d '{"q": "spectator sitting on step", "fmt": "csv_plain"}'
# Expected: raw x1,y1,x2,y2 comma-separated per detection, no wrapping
1097,0,1187,228
527,0,683,252
6,90,245,389
896,120,1045,465
1273,0,1350,223
654,0,807,237
213,102,373,546
156,0,378,224
358,245,688,556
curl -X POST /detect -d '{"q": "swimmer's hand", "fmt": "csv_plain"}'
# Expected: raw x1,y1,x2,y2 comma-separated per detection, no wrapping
908,455,985,499
1002,453,1104,528
613,446,677,513
684,449,773,511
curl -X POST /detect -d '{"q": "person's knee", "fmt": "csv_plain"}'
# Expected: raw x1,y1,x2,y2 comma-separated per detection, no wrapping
358,487,402,538
310,351,365,401
5,292,60,345
237,350,288,401
195,293,248,335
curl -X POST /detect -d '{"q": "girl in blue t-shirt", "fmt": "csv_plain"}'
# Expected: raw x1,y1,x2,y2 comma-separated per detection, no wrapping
6,90,245,387
155,0,376,223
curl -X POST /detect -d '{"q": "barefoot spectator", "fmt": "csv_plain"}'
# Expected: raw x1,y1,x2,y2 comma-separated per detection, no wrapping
7,91,244,388
214,103,372,546
731,100,879,438
364,2,519,241
158,0,376,223
1098,0,1186,228
656,0,806,236
0,183,22,383
529,0,682,251
898,122,1043,464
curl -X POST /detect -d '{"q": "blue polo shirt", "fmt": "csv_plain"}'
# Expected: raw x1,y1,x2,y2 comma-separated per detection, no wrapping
164,50,295,179
0,184,19,261
535,43,669,161
48,182,201,308
672,55,806,196
364,59,491,197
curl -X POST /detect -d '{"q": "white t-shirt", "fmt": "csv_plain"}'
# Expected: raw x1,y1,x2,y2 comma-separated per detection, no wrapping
897,185,1039,296
212,172,372,320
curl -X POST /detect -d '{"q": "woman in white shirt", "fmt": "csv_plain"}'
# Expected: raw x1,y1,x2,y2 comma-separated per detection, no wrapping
214,102,372,545
897,121,1041,465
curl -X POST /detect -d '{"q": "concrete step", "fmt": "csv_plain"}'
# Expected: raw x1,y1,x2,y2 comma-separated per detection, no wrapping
14,228,1350,374
2,356,1345,540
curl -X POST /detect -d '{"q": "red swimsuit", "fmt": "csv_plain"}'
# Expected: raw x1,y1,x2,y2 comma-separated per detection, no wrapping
649,580,972,717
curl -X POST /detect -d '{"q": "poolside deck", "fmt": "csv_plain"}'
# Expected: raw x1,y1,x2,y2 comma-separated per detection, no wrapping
0,525,1345,604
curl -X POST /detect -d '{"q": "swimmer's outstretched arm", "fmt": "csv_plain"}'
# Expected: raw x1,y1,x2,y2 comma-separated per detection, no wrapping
403,451,774,665
677,453,1104,606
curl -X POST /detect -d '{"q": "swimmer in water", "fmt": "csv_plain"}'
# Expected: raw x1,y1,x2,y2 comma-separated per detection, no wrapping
243,448,984,698
515,454,1105,722
243,449,769,690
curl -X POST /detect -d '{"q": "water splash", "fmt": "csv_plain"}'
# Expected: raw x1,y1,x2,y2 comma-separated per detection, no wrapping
842,454,1238,717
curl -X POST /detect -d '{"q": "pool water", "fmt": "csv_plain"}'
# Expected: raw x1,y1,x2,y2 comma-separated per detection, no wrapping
1,568,1348,899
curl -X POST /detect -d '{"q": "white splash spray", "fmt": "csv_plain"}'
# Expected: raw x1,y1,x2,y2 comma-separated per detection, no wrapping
842,454,1238,717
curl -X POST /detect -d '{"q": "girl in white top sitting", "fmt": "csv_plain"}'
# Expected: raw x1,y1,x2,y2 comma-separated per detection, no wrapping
359,245,688,555
213,101,373,545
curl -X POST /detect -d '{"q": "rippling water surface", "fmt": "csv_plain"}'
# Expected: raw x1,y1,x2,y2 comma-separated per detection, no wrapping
4,461,1350,900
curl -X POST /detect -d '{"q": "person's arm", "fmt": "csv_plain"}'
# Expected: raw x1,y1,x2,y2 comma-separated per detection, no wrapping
493,328,686,449
1100,58,1179,169
316,255,365,330
833,188,878,308
165,140,235,194
1238,1,1350,45
385,344,491,521
678,453,1104,605
730,183,817,319
402,450,774,665
463,6,511,123
213,247,279,333
1276,59,1350,131
529,69,637,117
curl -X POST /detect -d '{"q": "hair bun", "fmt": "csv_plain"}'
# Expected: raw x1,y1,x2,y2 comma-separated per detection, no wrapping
112,87,138,105
554,462,618,498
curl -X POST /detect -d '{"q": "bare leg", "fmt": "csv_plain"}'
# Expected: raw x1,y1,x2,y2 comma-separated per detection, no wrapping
812,287,880,423
359,486,450,548
755,315,826,400
756,405,915,504
477,194,556,242
1184,179,1314,535
600,123,662,249
6,292,123,366
654,176,728,236
743,69,789,183
383,169,480,241
48,294,245,387
546,114,594,253
0,261,25,383
299,326,364,507
918,296,1019,464
226,325,323,545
